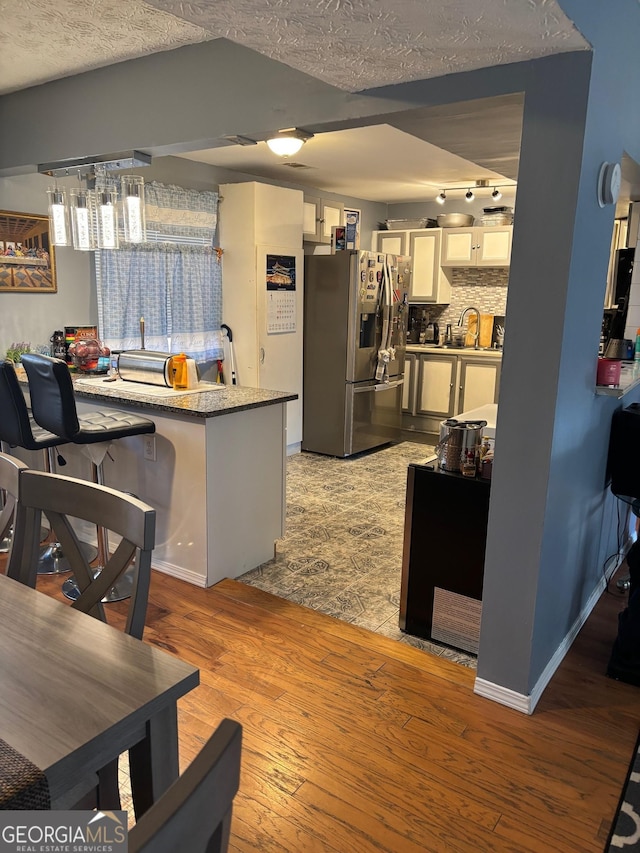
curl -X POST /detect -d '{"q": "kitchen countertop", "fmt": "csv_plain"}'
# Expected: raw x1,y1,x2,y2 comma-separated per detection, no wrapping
17,368,297,420
406,344,503,358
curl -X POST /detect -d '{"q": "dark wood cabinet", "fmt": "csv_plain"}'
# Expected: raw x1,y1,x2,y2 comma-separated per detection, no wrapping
400,463,490,654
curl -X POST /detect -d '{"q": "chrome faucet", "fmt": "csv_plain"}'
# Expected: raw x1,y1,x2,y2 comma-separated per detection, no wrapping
457,306,481,349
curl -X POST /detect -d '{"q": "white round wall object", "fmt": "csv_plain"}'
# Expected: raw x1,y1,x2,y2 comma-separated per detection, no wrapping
598,161,621,207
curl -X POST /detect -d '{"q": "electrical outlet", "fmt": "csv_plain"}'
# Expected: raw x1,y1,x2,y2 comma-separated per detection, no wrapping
143,435,156,461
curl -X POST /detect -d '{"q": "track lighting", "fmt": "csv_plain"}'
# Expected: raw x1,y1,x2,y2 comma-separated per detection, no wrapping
430,182,512,205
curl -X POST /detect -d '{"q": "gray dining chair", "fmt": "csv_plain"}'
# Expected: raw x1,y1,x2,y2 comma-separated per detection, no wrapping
0,451,28,582
128,719,242,853
15,468,155,639
13,466,157,810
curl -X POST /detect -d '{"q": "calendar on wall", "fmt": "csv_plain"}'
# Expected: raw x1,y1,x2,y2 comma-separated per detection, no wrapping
265,253,297,333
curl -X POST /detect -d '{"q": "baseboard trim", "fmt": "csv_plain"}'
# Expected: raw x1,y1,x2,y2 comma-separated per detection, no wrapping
474,546,628,714
151,560,208,588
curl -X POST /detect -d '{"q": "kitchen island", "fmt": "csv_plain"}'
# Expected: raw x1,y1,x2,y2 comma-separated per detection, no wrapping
19,373,297,588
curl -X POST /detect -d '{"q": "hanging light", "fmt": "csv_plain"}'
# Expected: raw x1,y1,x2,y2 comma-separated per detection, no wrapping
435,190,447,205
121,176,146,243
95,188,119,250
492,187,503,201
265,128,314,157
69,185,95,251
47,187,71,247
465,188,475,203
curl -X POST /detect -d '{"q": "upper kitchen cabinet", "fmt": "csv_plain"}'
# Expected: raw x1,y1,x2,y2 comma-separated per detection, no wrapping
441,225,512,267
303,195,344,243
372,228,451,304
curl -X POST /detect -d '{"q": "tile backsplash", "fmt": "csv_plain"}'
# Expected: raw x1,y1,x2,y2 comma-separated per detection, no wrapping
423,267,509,327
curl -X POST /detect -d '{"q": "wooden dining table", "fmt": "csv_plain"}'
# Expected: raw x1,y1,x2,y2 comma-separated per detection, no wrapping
0,573,199,814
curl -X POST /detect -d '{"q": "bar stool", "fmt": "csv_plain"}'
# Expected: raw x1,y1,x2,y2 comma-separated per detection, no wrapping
20,353,156,602
0,359,97,573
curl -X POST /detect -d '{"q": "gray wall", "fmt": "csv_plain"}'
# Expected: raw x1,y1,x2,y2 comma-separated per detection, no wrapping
1,21,637,703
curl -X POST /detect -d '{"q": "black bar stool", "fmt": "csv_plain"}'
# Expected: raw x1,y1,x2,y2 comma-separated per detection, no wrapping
20,354,156,602
0,359,97,573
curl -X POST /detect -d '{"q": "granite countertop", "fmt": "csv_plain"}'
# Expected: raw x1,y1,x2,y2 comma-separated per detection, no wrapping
17,368,297,420
406,345,503,358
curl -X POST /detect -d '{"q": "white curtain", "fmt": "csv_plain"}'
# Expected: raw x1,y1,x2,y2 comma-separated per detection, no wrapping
96,181,223,362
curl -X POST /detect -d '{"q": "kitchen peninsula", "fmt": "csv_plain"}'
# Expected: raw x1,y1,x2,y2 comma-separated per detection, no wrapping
20,373,296,587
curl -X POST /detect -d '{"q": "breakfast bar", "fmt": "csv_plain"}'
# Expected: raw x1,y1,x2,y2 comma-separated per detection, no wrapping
18,373,297,588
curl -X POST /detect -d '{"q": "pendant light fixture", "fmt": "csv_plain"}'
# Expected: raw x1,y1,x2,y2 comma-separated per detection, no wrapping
39,150,151,251
436,190,447,205
69,182,95,251
46,186,71,247
121,175,147,243
491,187,503,201
465,188,475,202
96,188,119,250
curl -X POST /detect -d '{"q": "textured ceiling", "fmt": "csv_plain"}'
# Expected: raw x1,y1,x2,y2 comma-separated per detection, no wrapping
1,0,588,96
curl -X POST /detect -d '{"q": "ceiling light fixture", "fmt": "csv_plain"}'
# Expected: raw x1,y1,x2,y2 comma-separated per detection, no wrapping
46,186,71,247
265,128,314,157
38,151,151,251
69,183,95,251
432,183,513,205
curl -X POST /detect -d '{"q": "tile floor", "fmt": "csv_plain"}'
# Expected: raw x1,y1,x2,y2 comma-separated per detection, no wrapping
238,441,478,670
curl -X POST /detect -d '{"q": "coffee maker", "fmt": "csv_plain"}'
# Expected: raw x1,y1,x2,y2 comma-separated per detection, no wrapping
50,330,66,360
407,307,428,343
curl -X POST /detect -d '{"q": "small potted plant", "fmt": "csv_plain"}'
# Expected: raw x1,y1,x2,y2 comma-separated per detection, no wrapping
4,342,31,363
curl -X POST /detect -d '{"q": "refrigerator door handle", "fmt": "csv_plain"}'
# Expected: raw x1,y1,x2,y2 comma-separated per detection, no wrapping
374,378,404,391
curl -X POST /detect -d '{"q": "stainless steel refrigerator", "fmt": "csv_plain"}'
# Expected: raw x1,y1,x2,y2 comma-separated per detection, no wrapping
302,250,411,457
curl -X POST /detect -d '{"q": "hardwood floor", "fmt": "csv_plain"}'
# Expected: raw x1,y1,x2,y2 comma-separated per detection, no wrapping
31,567,640,851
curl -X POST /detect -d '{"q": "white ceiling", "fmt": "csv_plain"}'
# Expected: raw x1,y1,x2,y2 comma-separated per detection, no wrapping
2,0,587,97
179,123,519,205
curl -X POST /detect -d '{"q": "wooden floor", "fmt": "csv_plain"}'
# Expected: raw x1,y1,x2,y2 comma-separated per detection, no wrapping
33,567,640,852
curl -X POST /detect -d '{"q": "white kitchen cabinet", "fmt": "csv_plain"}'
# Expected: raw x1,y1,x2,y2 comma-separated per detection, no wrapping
409,230,451,303
372,228,451,304
303,195,344,243
373,230,408,256
416,353,457,418
402,353,417,413
220,181,304,448
457,356,501,413
441,225,512,267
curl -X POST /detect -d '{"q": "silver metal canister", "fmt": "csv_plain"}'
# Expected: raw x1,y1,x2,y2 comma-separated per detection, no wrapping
436,419,488,472
117,350,174,386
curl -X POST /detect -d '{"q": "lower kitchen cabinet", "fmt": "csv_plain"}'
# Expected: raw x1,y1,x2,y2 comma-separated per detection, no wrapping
402,349,501,436
416,353,457,417
458,356,501,413
402,353,417,413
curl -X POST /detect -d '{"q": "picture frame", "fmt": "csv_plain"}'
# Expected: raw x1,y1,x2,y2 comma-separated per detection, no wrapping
0,210,57,293
344,208,361,250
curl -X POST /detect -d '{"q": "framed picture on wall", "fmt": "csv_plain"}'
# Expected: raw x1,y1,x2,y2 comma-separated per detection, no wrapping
0,210,57,293
344,208,361,250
